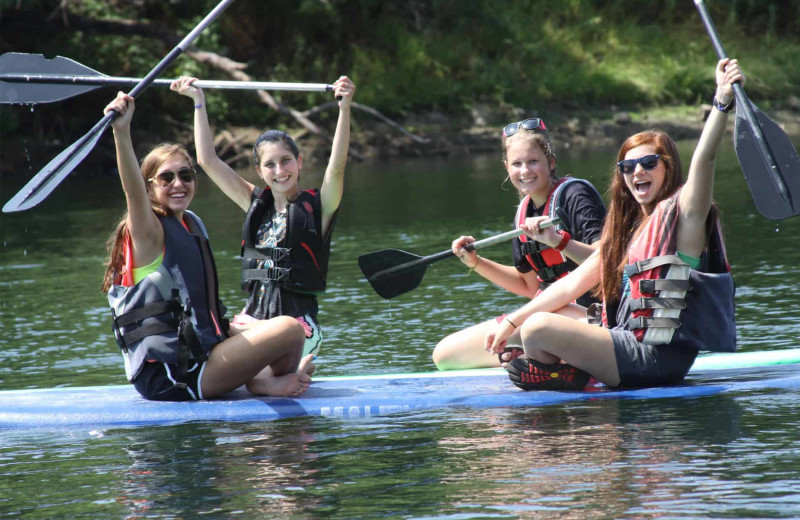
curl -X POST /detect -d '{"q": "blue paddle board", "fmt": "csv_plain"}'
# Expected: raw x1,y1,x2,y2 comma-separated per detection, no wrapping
2,349,800,430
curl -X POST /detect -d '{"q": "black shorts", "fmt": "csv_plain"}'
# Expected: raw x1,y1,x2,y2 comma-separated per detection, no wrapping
609,328,699,388
133,361,206,401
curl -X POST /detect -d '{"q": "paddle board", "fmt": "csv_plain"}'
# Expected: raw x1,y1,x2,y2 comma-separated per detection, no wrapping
2,349,800,430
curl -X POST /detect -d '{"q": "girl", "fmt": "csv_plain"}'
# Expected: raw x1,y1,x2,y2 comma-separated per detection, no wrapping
101,92,311,401
171,76,355,358
486,59,744,390
432,119,606,370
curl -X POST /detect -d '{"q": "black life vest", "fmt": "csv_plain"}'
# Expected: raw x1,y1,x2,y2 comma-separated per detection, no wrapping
108,211,228,383
241,187,331,295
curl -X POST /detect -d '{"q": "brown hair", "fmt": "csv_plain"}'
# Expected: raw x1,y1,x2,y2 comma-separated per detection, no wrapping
100,143,194,293
596,130,683,304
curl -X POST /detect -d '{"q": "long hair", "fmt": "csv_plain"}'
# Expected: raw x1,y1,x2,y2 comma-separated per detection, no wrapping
596,130,683,304
100,143,193,293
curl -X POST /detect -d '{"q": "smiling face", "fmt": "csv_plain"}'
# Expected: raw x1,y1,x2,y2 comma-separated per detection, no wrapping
149,154,196,217
254,141,302,199
504,137,556,205
621,144,665,207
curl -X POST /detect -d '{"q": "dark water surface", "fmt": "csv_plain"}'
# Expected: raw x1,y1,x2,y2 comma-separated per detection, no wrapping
2,138,800,518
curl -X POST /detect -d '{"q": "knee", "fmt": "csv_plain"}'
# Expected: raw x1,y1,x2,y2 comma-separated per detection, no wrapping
519,312,557,345
432,335,456,368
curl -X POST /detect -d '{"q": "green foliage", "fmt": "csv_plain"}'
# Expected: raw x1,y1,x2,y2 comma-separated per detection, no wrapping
1,0,799,132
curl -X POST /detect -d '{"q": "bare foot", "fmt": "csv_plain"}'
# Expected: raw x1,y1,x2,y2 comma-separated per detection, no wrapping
247,372,311,397
298,354,316,376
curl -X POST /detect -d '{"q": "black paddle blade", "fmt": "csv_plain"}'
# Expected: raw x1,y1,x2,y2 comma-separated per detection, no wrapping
358,249,428,300
734,103,800,220
0,53,102,104
2,118,111,212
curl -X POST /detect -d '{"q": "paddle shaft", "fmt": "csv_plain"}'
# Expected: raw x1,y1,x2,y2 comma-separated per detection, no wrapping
2,0,235,212
370,218,560,281
693,0,793,211
0,73,332,93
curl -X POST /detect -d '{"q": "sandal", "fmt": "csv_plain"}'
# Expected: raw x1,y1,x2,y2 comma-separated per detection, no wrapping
498,346,524,365
507,357,592,391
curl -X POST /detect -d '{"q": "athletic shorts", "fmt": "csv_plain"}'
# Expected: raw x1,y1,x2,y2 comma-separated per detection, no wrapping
133,360,206,401
609,328,699,388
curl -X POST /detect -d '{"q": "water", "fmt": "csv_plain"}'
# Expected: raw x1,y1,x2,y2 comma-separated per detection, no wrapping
2,139,800,519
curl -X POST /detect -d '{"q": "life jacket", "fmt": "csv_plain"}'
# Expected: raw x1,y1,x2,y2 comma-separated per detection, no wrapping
241,187,330,295
108,211,228,383
606,190,736,352
515,177,599,284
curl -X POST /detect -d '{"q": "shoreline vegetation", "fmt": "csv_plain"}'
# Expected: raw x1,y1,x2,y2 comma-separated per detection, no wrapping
1,0,799,174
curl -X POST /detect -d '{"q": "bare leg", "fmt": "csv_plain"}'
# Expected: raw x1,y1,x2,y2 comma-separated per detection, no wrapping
433,303,589,370
200,316,306,398
520,312,620,386
433,319,521,370
246,353,316,397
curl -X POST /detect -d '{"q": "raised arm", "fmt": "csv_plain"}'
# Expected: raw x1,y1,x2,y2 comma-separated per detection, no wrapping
105,92,164,267
677,58,744,256
171,77,255,211
320,76,356,239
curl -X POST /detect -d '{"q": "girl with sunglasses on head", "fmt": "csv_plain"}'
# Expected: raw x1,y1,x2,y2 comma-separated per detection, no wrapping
171,75,355,361
486,59,744,391
432,117,606,370
101,91,311,401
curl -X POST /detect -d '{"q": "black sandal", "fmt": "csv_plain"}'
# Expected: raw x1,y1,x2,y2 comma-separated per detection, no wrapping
507,357,591,391
498,346,524,365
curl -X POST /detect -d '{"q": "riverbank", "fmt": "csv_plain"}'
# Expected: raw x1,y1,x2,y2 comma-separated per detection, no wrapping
208,103,800,165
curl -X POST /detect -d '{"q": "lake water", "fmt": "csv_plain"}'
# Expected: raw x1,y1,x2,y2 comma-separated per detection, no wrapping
2,136,800,519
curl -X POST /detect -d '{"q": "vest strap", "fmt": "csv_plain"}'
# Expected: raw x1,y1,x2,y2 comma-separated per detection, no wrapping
624,254,687,276
114,300,181,328
536,262,572,284
639,279,691,292
629,297,686,312
629,316,681,330
242,246,292,263
243,267,292,282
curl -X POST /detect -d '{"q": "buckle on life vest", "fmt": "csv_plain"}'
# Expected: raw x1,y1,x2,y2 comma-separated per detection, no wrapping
536,263,571,284
629,316,681,330
242,247,292,263
629,297,686,312
638,279,692,293
242,266,292,282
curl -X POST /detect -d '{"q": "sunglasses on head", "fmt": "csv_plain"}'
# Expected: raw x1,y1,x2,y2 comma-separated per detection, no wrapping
502,118,547,137
150,168,197,186
617,154,661,175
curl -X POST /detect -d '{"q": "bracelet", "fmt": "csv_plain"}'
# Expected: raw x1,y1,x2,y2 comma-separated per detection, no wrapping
467,255,481,270
505,317,518,329
194,103,203,109
712,96,734,113
554,230,571,252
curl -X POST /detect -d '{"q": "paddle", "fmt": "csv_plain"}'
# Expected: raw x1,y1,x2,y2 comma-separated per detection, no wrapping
2,0,236,214
359,217,561,299
694,0,800,220
0,52,333,105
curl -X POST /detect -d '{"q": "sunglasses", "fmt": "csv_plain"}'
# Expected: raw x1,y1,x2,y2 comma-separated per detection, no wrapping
502,118,547,137
149,168,197,186
617,154,661,175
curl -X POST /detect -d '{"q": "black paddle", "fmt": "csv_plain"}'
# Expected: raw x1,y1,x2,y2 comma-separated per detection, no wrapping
2,0,236,213
359,217,561,299
694,0,800,220
0,52,333,105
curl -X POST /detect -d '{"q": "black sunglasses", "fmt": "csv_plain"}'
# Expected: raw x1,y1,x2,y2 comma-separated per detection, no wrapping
502,118,547,137
617,154,661,175
150,168,197,186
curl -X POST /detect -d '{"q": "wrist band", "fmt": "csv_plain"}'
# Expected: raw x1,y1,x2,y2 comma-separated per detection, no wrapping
712,96,734,113
194,104,203,109
555,230,571,252
505,317,518,329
